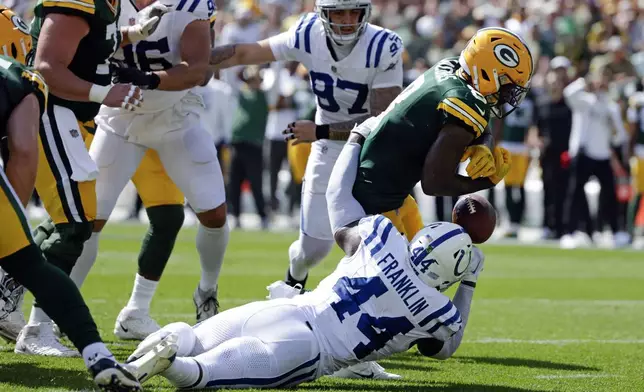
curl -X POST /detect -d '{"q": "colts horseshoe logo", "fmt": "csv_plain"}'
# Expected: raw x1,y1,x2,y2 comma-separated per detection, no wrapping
493,44,520,68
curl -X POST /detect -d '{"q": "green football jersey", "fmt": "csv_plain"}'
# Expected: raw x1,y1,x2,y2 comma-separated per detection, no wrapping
354,57,491,214
501,96,534,143
0,56,48,138
30,0,121,123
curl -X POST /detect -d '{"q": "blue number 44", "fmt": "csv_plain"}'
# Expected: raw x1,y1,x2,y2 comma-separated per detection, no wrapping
331,276,414,360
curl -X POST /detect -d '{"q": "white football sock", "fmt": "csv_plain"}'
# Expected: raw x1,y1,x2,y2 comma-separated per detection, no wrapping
82,341,114,368
162,357,202,388
196,223,229,292
125,274,158,311
27,306,51,326
70,232,100,288
288,235,333,281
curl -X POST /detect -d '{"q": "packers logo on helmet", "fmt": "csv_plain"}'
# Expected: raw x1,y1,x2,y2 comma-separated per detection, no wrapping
459,27,534,118
0,6,33,65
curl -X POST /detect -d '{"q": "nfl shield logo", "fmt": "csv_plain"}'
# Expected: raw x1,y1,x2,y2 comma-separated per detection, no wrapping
69,129,80,138
129,17,136,26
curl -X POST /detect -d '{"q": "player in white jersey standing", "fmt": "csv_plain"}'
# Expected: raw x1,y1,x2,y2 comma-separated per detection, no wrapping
72,0,229,326
208,0,404,289
122,129,484,389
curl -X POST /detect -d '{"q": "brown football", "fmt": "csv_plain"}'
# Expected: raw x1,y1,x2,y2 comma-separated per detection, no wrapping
451,193,497,244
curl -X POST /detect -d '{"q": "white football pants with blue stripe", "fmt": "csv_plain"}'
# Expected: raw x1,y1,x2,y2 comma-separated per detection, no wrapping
156,300,323,389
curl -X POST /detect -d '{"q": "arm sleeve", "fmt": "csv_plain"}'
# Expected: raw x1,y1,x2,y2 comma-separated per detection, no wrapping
416,284,475,359
326,142,367,234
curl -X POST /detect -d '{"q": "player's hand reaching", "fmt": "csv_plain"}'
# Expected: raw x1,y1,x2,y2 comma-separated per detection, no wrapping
102,84,144,111
488,147,512,184
461,145,496,179
126,3,169,43
283,120,316,145
110,60,160,90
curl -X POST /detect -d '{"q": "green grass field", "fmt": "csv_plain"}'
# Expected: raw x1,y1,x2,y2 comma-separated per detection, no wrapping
1,223,643,391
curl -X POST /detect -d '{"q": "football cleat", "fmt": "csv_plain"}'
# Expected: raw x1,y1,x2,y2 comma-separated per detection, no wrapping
90,357,142,392
15,322,79,357
114,307,161,341
193,286,218,322
125,333,178,383
331,361,402,380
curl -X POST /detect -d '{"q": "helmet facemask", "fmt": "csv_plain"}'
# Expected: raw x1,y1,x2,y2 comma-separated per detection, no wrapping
488,74,530,119
318,2,371,46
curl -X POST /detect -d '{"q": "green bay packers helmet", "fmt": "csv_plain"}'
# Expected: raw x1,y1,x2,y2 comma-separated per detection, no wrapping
0,6,32,65
459,27,534,118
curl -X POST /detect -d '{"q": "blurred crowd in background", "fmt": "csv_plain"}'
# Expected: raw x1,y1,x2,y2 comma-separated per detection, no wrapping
5,0,644,248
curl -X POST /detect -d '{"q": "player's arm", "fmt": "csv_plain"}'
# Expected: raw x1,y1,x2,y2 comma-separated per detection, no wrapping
326,132,370,257
5,93,40,206
33,14,92,102
422,124,497,196
209,40,276,70
415,247,484,359
35,14,141,108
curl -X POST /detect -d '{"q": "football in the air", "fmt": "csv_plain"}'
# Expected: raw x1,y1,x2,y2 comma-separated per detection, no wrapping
451,193,497,244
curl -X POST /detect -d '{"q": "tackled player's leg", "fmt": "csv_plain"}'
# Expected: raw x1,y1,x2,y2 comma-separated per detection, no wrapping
127,301,322,389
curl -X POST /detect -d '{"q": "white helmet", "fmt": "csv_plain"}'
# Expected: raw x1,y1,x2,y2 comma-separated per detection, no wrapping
316,0,371,45
408,222,473,292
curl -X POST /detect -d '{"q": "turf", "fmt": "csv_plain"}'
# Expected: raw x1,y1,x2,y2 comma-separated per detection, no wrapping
0,223,642,391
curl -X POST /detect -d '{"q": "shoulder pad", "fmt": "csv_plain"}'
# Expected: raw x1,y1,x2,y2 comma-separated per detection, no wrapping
365,25,403,69
291,12,319,54
440,86,491,138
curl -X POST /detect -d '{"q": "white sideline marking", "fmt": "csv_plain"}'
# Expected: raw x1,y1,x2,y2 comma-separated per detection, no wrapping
534,373,618,380
470,338,644,345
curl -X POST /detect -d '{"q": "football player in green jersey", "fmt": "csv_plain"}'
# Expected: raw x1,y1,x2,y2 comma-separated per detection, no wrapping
18,0,166,356
348,27,533,239
0,54,141,392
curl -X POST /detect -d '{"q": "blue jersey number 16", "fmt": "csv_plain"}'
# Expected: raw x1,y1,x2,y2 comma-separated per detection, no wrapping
309,71,369,115
331,276,414,359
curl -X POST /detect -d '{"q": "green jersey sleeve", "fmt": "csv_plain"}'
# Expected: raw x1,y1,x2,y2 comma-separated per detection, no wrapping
437,86,491,138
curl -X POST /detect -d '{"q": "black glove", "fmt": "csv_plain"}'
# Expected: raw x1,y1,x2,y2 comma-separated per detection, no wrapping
109,60,160,90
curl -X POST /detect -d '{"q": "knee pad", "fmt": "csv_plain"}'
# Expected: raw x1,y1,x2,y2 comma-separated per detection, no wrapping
40,222,93,274
290,235,333,268
147,205,185,235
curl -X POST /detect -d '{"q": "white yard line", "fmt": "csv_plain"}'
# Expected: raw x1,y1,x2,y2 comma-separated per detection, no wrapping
534,373,619,380
470,338,644,345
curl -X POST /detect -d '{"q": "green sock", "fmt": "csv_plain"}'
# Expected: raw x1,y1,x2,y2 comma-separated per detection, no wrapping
138,205,184,279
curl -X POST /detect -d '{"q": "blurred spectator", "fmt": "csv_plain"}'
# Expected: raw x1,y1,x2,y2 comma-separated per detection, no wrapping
626,85,644,239
228,66,269,229
561,67,630,248
263,61,299,214
537,57,574,239
497,92,537,238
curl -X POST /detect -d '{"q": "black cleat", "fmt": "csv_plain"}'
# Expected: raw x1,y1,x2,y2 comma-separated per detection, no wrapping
90,357,141,392
284,269,307,291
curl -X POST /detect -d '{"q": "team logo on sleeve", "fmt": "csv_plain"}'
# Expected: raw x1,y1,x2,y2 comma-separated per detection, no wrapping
493,44,520,68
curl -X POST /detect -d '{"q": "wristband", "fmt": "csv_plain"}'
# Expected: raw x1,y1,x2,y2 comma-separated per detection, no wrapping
146,72,161,90
89,84,111,103
315,124,330,140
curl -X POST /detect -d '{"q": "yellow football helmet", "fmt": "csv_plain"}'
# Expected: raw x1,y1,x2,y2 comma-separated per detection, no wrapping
459,27,533,118
0,6,32,65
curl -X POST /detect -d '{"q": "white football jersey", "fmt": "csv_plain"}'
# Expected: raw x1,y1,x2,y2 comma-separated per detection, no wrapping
295,215,462,368
112,0,215,113
268,13,404,126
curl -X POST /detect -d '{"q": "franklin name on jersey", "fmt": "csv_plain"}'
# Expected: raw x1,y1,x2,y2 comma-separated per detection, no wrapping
293,215,462,370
